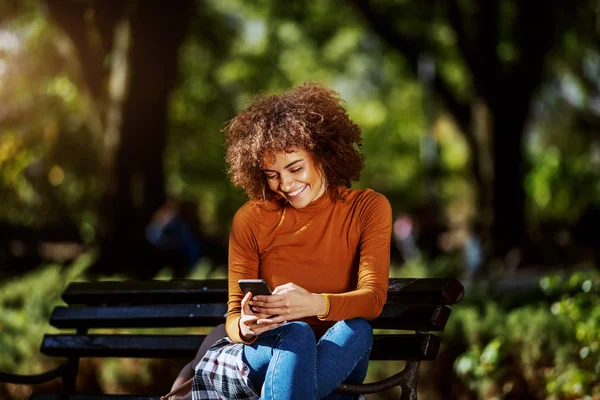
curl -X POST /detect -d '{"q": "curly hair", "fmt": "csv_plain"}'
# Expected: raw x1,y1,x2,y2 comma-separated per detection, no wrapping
223,82,364,200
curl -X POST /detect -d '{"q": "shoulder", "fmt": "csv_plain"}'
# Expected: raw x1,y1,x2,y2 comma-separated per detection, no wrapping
339,188,392,230
232,199,282,229
231,201,261,229
342,188,392,213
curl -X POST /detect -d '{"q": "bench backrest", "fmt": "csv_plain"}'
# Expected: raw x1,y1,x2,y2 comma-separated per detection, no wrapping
42,278,463,362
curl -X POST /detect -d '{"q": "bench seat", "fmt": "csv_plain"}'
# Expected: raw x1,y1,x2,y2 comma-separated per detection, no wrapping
41,333,441,360
0,278,464,400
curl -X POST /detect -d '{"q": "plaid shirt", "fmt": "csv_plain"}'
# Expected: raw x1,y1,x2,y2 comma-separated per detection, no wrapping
192,337,259,400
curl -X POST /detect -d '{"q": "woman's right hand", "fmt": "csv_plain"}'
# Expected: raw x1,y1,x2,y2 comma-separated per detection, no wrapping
239,292,285,339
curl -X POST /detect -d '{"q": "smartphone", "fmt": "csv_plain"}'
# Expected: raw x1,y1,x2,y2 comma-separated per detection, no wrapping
238,279,272,296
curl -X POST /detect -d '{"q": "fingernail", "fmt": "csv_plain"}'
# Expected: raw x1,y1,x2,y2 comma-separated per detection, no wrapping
249,301,253,305
252,297,257,301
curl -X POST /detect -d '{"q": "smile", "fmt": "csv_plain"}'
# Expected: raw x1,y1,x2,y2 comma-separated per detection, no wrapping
286,185,307,198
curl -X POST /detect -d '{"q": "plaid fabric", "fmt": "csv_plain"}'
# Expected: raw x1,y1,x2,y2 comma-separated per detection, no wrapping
192,337,259,400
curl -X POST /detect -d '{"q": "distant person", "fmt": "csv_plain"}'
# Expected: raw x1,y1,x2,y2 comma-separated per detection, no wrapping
146,200,204,277
166,82,392,399
393,214,420,261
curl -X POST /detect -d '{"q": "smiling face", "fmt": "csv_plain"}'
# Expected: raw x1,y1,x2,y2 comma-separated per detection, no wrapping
262,148,327,209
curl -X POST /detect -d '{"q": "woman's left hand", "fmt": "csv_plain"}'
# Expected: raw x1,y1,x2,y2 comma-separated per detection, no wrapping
250,282,326,324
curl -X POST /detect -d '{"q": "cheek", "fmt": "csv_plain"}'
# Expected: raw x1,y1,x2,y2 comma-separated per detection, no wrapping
307,170,321,186
267,180,279,192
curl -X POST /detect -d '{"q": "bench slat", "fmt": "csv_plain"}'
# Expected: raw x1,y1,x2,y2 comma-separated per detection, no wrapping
387,278,464,305
49,304,451,331
49,304,228,329
41,334,441,361
62,278,464,306
62,279,228,305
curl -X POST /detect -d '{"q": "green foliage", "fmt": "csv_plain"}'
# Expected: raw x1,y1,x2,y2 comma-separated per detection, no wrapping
449,270,600,399
0,254,91,374
0,7,98,229
541,271,600,398
0,254,229,399
164,0,474,236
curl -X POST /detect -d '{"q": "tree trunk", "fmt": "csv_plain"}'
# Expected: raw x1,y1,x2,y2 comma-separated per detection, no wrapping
47,0,194,276
490,108,527,259
98,1,193,276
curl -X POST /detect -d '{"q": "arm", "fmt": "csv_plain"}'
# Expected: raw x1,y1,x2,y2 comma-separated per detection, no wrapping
323,192,392,320
225,204,286,342
225,204,260,343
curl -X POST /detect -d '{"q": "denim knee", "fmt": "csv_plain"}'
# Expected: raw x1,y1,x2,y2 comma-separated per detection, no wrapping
345,318,373,345
279,321,316,344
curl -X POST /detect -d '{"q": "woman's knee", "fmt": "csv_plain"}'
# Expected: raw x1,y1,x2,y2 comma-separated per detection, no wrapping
344,318,373,344
278,321,316,343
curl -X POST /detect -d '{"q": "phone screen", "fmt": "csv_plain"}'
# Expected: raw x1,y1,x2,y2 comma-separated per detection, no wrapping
238,279,272,296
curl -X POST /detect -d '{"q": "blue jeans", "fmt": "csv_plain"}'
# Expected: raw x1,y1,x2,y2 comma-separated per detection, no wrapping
242,318,372,400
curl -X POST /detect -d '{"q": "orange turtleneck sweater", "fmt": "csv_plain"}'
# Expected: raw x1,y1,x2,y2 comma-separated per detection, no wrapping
225,187,392,343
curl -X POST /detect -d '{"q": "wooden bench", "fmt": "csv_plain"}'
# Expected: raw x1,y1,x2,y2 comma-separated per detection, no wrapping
0,278,464,400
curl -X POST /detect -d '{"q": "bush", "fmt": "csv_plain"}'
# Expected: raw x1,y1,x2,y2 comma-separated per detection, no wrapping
450,269,600,399
0,255,225,399
0,254,92,375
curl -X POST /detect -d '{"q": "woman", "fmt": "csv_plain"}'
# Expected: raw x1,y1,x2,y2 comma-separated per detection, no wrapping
184,82,391,400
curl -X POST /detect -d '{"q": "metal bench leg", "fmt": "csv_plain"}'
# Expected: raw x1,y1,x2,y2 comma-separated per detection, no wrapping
400,361,419,400
59,358,79,400
60,327,86,400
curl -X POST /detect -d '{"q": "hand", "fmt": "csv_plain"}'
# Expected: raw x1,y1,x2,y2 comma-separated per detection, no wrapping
251,282,326,324
238,292,286,339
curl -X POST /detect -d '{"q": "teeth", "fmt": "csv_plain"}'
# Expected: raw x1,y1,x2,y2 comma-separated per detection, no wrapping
288,185,306,197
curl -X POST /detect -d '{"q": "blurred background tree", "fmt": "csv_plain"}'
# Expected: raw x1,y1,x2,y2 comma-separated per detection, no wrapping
2,0,598,278
1,0,600,398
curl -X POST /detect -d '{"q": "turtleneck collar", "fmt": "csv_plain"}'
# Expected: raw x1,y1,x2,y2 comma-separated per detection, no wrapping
275,186,345,214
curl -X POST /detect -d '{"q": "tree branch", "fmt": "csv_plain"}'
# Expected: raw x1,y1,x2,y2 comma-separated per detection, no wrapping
446,0,481,93
46,0,115,99
351,0,471,132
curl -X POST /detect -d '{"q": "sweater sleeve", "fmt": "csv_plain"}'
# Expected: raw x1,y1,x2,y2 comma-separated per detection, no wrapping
225,203,261,343
323,191,392,321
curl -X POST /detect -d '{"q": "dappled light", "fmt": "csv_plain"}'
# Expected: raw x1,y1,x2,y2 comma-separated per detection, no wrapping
1,0,600,399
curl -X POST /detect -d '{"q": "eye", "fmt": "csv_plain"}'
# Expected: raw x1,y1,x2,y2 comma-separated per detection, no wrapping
291,167,302,173
266,174,278,180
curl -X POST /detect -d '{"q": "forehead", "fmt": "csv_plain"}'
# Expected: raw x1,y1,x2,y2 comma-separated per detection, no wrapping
261,148,314,169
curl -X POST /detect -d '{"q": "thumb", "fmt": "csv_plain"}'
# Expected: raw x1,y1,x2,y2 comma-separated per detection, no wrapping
241,291,253,313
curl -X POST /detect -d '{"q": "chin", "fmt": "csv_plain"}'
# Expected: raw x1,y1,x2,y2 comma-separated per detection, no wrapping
289,198,309,209
290,191,316,208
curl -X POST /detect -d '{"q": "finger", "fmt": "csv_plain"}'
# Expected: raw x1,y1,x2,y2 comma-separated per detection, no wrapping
260,314,290,324
251,298,285,309
252,294,285,304
242,315,259,324
241,291,253,305
247,311,272,319
272,283,294,294
252,306,286,315
270,287,294,297
255,317,281,325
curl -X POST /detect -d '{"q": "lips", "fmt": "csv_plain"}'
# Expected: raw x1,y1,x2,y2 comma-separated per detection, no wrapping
286,185,307,199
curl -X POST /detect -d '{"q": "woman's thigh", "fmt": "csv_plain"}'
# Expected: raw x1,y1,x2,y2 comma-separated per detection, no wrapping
316,318,373,399
242,321,317,386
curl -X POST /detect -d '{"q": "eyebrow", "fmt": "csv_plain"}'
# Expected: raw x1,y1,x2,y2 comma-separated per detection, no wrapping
263,159,304,172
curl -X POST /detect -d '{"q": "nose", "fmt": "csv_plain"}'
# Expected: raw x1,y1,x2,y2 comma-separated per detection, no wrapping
280,174,294,192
